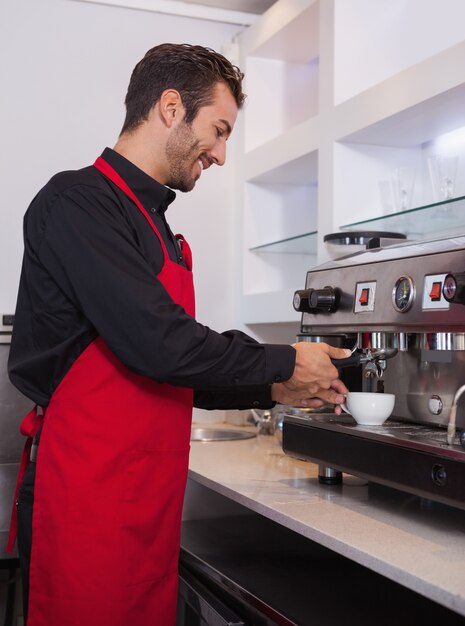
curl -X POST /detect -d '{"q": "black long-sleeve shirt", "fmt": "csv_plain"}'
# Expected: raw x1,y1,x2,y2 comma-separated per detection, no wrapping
8,148,295,410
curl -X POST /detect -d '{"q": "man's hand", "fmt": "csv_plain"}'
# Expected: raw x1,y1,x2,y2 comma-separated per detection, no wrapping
286,342,350,394
272,377,348,413
271,342,351,413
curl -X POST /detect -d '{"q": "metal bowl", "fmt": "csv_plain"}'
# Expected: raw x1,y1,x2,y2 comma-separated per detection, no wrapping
324,231,406,259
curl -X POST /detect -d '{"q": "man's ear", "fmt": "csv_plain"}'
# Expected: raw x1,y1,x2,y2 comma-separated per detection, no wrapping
158,89,185,128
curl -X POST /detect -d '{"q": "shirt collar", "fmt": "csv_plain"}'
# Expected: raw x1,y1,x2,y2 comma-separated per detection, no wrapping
101,147,176,214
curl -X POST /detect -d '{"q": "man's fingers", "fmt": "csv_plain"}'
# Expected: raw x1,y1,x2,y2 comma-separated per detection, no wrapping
326,346,352,360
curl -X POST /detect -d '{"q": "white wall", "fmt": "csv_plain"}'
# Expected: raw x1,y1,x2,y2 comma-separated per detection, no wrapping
0,0,243,349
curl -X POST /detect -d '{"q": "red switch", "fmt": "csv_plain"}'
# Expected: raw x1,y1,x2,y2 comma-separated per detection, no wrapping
359,288,370,306
429,282,442,302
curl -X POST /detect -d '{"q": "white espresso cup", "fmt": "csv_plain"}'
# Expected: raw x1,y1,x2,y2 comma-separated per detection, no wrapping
341,392,395,426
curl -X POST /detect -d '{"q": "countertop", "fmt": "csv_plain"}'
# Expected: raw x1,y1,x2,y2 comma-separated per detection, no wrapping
188,423,465,618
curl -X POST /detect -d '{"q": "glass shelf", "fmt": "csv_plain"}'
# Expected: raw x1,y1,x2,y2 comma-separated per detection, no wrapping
341,196,465,239
249,231,318,254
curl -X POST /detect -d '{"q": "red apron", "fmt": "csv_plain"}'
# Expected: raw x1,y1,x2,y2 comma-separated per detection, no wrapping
11,156,195,625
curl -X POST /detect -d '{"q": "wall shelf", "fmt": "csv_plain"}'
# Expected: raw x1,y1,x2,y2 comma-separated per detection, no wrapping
250,231,318,254
333,39,465,147
245,119,319,185
240,0,319,63
341,196,465,239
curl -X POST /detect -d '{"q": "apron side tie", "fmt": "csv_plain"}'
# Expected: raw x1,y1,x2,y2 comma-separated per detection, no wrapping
6,406,44,553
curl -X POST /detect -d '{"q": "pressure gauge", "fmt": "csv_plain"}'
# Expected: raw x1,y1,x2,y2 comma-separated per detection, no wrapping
392,276,415,312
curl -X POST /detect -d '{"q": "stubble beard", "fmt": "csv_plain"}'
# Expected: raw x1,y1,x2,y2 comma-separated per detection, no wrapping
165,122,201,193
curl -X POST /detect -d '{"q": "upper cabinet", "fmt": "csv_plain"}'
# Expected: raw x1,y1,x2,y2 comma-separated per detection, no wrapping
238,0,320,324
237,0,465,325
241,0,319,154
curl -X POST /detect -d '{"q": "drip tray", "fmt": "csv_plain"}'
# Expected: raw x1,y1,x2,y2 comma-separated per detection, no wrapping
190,428,256,442
283,412,465,509
285,412,465,458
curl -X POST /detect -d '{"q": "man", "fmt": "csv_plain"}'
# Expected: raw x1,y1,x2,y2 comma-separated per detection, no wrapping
7,43,349,626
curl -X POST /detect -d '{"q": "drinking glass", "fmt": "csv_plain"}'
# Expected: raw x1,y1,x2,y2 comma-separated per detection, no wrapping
428,155,459,202
390,167,415,212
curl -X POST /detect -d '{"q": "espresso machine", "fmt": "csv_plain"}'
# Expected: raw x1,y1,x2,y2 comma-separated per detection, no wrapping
283,233,465,510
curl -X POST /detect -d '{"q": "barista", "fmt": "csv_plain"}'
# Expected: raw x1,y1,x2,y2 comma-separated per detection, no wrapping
8,43,349,626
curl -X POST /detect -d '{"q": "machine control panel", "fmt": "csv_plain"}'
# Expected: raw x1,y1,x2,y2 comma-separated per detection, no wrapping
354,281,376,313
300,239,465,330
422,274,450,310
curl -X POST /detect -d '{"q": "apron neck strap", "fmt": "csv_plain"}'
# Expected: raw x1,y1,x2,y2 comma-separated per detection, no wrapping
93,156,170,262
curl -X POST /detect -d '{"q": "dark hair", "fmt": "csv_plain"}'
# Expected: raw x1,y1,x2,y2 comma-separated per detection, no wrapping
121,43,245,134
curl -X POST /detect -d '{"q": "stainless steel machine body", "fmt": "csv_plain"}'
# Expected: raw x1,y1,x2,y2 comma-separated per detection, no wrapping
283,234,465,509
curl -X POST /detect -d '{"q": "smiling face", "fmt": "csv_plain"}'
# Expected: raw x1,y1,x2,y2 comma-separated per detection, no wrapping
164,82,238,192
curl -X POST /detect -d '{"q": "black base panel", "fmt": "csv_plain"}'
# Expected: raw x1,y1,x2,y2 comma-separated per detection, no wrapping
283,421,465,510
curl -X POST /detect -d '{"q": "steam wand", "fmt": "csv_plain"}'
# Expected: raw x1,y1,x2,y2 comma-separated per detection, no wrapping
447,384,465,446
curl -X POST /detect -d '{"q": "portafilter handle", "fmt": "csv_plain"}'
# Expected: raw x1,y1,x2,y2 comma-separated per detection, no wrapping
331,347,398,370
331,353,368,369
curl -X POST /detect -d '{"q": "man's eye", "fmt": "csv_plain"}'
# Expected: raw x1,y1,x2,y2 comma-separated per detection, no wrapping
216,127,224,138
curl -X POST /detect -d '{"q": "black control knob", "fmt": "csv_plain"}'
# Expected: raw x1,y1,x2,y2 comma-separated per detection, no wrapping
431,463,447,487
309,286,338,312
293,289,314,313
443,273,465,304
293,286,338,313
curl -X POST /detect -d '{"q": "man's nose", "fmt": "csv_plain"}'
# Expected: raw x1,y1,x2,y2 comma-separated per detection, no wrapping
210,141,227,167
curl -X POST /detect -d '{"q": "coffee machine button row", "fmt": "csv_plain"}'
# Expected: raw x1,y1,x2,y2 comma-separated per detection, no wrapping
293,287,338,313
443,273,465,304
